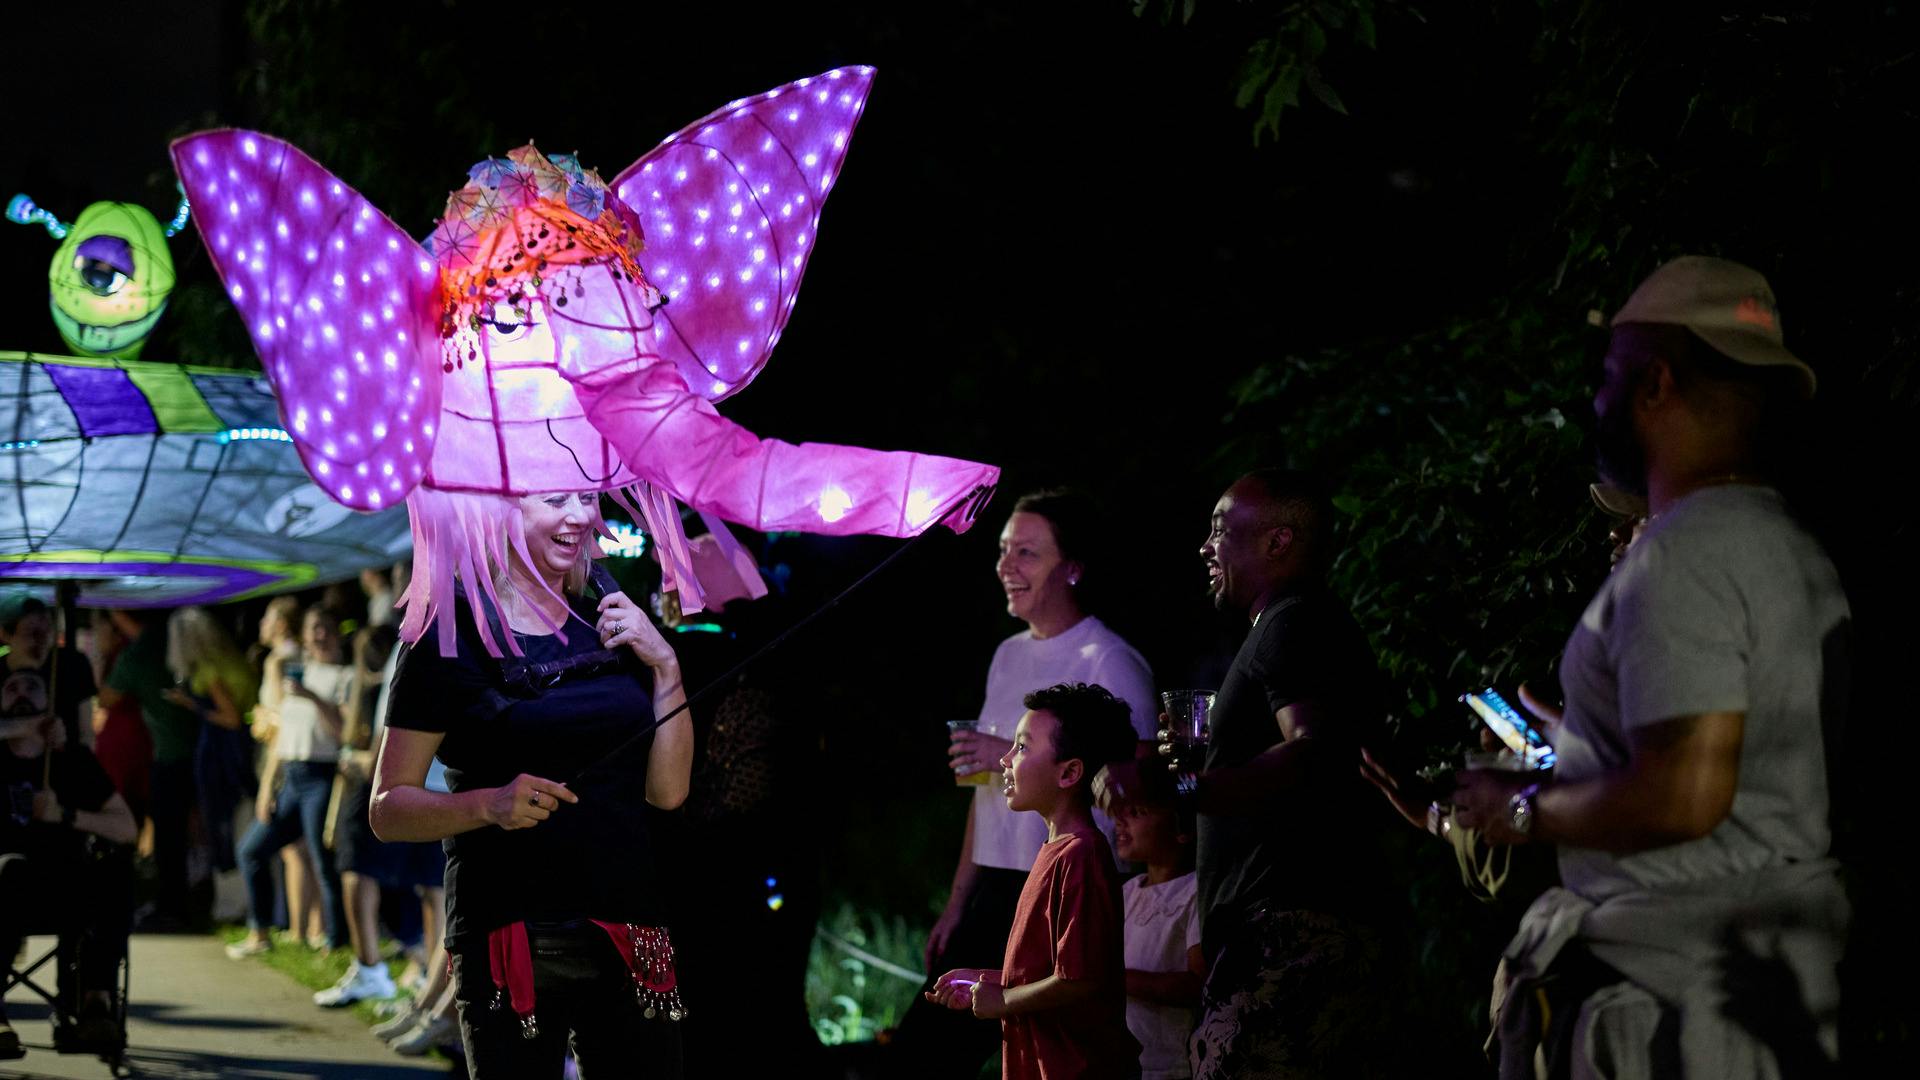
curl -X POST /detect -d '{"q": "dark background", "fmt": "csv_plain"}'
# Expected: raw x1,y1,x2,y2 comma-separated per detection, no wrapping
7,0,1916,1069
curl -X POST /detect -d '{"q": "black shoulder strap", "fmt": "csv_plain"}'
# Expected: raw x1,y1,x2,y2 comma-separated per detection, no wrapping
453,580,536,703
473,563,629,708
462,582,515,671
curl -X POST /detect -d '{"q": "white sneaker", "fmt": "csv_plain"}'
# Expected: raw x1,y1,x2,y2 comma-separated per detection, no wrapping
389,1013,457,1056
369,1002,420,1040
224,938,271,961
314,962,397,1007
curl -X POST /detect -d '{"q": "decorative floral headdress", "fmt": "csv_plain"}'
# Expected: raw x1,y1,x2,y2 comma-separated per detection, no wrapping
428,146,659,373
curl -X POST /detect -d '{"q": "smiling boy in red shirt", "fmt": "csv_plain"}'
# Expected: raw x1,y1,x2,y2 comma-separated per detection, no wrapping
929,682,1142,1078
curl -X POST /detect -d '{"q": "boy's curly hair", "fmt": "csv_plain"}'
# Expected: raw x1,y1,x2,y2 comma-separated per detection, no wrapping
1023,682,1137,792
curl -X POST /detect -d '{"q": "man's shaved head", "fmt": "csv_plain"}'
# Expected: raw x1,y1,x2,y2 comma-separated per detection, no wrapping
1233,469,1335,574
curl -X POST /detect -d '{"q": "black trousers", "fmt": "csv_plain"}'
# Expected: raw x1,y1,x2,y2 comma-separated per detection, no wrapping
880,865,1027,1080
450,921,683,1079
147,758,196,920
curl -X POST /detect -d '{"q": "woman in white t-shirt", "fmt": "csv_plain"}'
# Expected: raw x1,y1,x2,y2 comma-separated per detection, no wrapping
888,489,1158,1078
228,609,354,960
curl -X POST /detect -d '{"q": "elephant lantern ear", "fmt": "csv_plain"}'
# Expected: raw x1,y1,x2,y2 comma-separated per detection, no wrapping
171,129,443,512
610,65,875,402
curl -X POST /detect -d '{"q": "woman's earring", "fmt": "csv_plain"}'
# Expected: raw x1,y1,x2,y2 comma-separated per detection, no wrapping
1068,575,1080,587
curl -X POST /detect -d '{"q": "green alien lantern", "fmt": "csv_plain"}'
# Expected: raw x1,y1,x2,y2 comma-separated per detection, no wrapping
7,190,190,359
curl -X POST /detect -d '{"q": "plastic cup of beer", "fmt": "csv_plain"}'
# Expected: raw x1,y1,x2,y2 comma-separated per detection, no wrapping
946,720,994,786
1159,689,1216,765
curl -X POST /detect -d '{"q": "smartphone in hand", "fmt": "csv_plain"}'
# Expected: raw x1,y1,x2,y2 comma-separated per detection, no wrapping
1461,687,1555,770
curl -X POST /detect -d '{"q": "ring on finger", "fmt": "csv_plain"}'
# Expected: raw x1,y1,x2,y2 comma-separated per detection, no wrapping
529,794,541,808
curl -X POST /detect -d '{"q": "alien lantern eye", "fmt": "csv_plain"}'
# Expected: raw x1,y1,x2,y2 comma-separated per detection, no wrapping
76,256,129,297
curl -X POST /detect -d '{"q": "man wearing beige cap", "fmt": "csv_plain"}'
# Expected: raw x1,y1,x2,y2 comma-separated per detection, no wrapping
1451,256,1850,1076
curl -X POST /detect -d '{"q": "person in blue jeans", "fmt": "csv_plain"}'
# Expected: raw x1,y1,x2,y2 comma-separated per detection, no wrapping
227,610,377,999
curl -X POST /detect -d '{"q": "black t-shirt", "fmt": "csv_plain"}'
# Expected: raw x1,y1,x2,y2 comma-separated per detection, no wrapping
1,650,98,752
1196,585,1394,950
1,744,117,862
385,591,665,945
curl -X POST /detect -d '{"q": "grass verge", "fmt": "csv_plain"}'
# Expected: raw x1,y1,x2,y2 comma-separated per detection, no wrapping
216,925,419,1029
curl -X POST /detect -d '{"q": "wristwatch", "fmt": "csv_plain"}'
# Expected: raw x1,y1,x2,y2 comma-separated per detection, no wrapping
1506,783,1540,837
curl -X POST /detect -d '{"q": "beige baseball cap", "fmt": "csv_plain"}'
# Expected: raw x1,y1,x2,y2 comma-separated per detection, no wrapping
1610,255,1816,398
1588,483,1648,520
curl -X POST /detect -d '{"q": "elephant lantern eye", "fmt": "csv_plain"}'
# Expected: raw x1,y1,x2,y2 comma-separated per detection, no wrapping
485,300,536,341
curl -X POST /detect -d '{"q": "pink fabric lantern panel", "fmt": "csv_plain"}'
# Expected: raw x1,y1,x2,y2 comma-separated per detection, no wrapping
613,67,873,402
170,135,441,513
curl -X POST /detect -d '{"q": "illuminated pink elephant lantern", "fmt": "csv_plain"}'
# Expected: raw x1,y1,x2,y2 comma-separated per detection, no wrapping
171,67,998,650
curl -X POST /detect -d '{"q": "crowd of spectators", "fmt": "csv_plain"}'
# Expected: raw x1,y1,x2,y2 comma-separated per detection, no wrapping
0,560,472,1061
1,256,1855,1078
849,255,1849,1079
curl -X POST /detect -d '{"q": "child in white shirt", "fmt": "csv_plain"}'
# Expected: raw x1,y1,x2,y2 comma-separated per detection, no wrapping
1113,786,1203,1079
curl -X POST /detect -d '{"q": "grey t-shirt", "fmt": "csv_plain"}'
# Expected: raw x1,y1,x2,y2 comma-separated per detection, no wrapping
1553,484,1848,900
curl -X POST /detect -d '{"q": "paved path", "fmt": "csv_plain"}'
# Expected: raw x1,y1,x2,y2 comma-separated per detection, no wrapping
4,934,452,1079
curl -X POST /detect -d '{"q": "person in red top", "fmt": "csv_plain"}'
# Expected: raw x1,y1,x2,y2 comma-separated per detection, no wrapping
929,682,1141,1079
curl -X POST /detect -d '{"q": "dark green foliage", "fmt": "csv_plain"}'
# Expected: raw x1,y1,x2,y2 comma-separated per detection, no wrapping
1137,0,1396,139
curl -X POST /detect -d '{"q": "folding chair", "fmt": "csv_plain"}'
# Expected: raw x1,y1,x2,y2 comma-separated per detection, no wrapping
3,843,134,1080
4,927,131,1076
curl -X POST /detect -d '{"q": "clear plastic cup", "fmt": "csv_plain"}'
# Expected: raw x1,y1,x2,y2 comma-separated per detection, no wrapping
1159,689,1216,766
946,720,993,786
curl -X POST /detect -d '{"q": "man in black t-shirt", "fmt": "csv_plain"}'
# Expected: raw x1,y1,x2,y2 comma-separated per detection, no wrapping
1097,469,1397,1079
